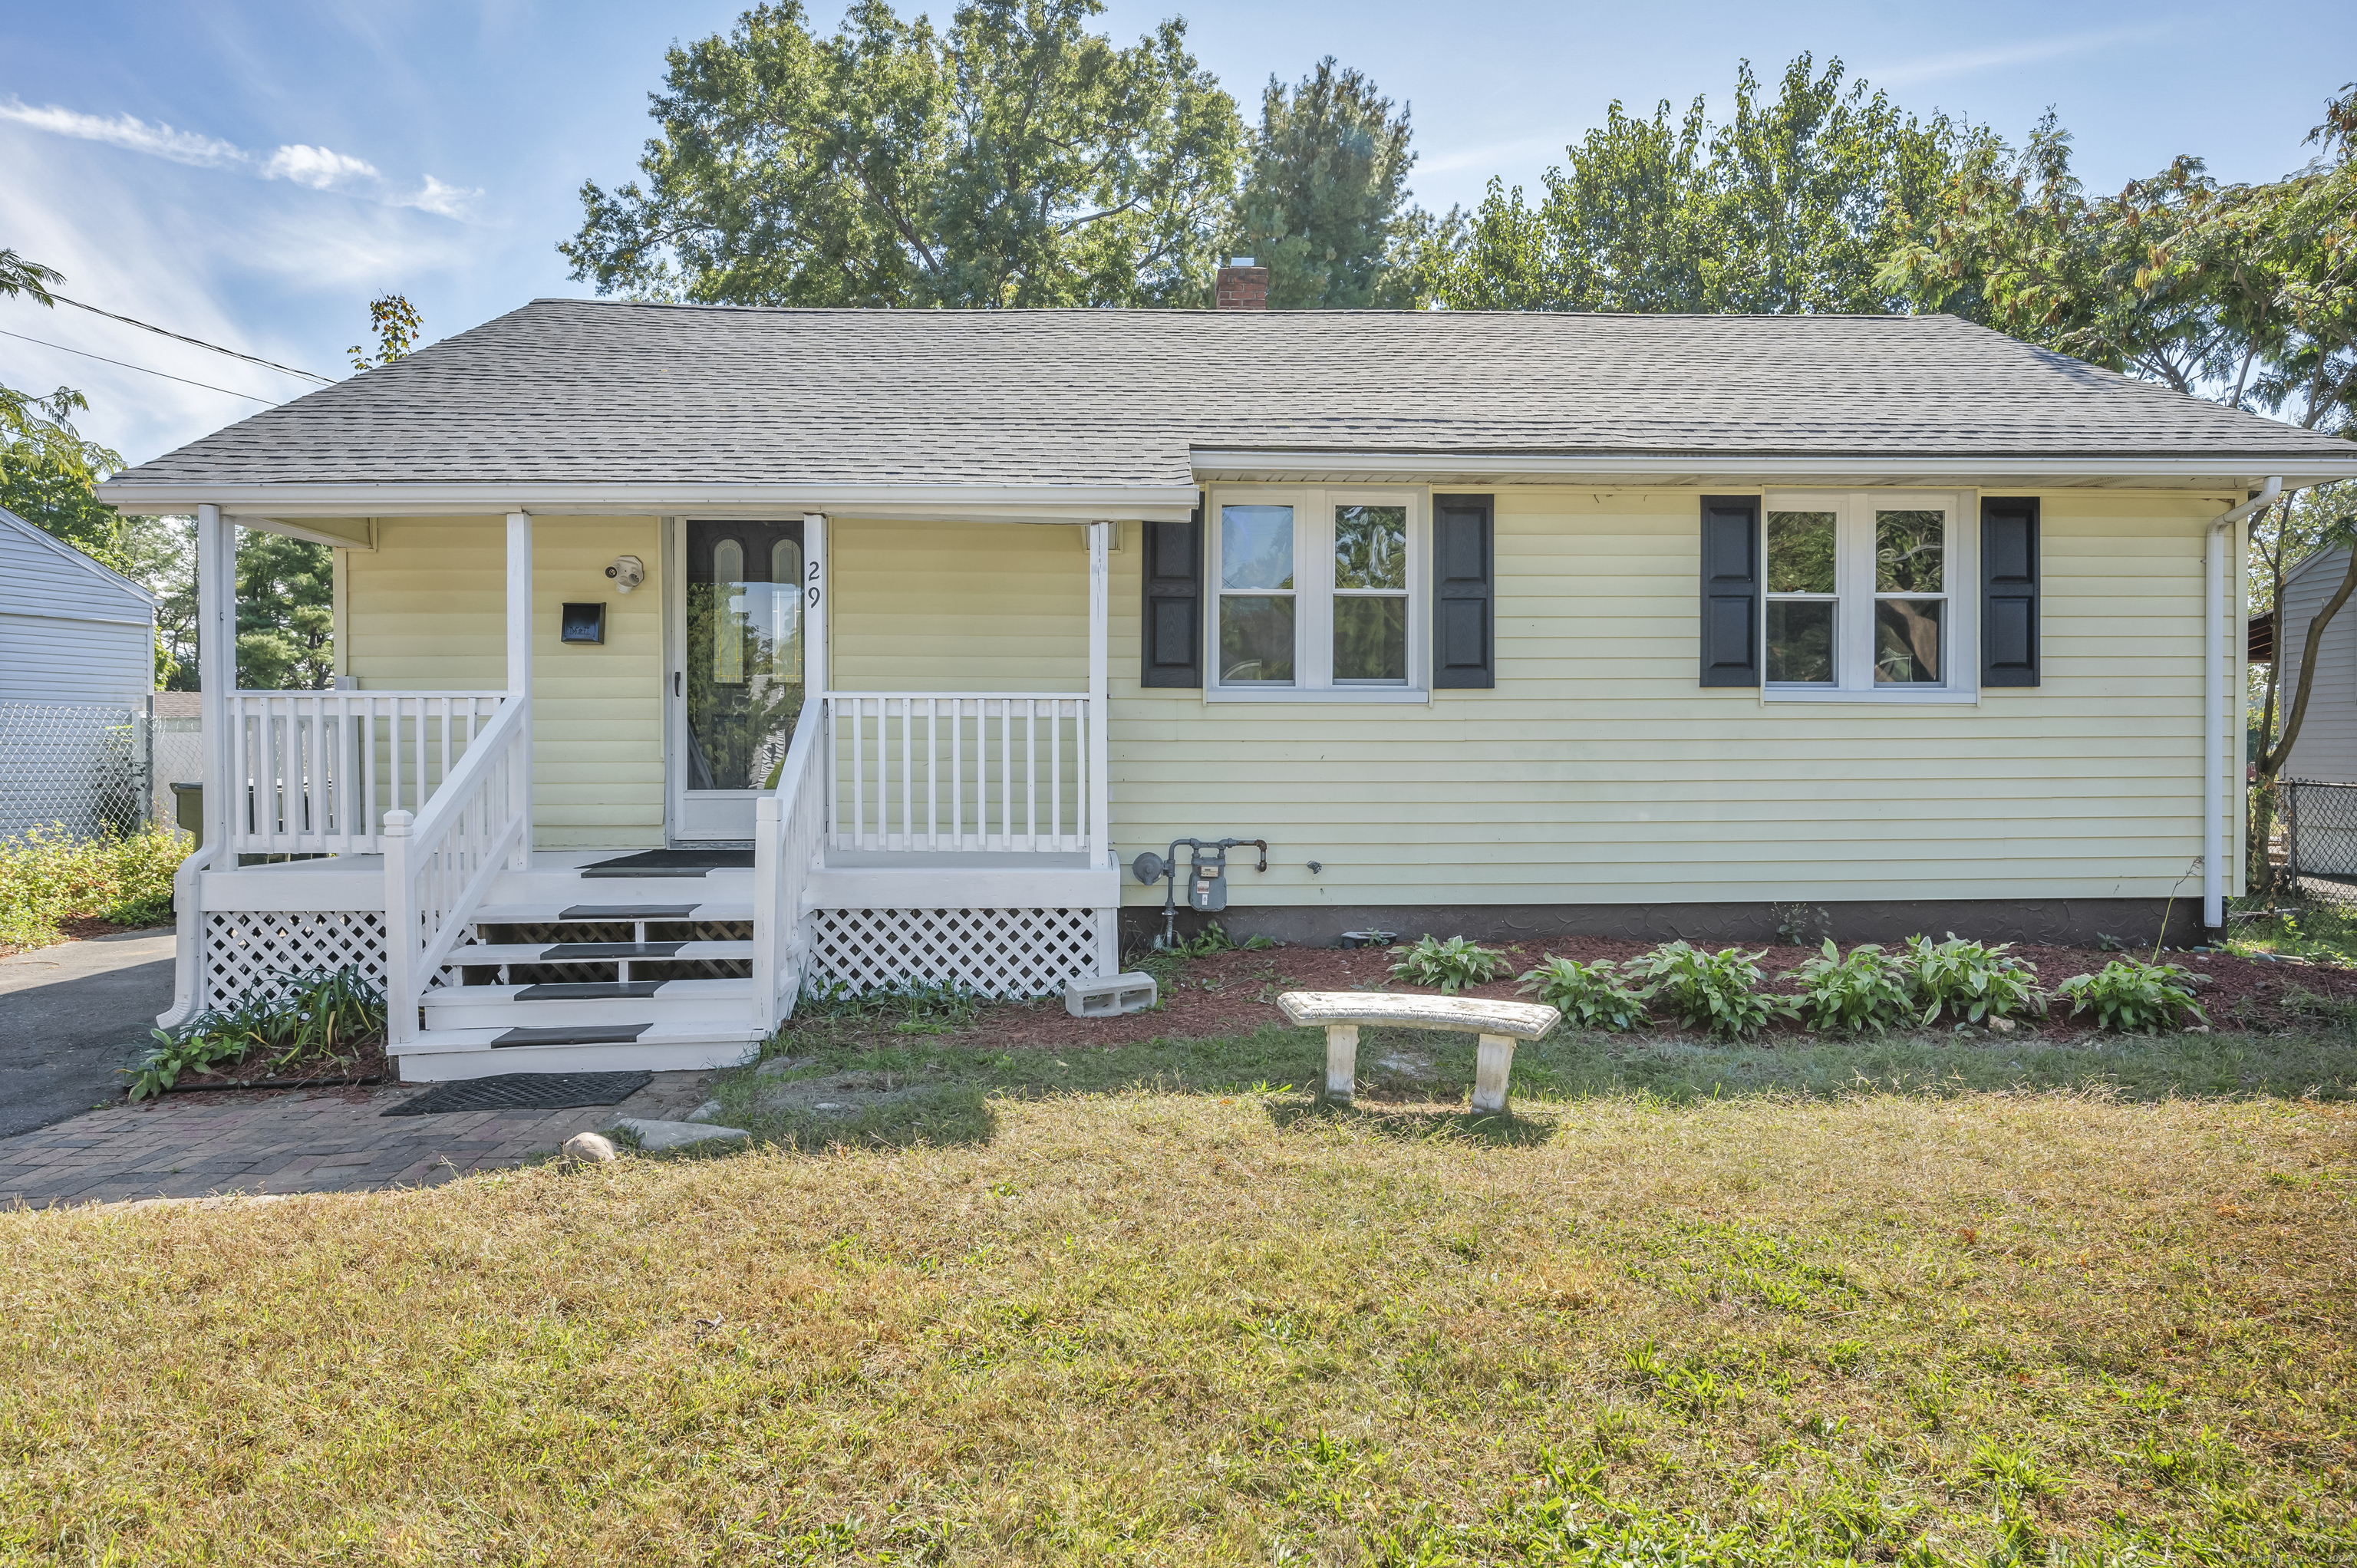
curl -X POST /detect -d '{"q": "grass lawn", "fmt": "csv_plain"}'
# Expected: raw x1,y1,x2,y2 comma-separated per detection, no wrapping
3,1026,2352,1563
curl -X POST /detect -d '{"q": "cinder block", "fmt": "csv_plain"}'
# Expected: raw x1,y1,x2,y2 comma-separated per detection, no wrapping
1063,972,1159,1018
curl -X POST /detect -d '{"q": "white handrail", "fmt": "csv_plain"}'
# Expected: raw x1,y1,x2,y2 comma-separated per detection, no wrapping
225,690,508,857
155,838,220,1031
381,695,531,1044
823,692,1092,855
752,697,830,1031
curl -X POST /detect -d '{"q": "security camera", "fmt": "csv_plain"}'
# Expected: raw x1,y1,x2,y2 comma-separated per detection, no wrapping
605,555,645,595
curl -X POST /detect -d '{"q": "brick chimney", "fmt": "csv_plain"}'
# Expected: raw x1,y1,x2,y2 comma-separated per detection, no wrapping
1215,257,1268,311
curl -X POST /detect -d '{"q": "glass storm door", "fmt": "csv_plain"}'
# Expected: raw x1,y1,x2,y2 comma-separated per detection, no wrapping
670,519,805,842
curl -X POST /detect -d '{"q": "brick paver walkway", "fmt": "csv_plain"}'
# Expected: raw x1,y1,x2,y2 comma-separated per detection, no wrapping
0,1071,717,1207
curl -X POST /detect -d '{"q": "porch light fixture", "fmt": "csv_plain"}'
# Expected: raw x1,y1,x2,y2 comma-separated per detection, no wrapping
605,555,644,594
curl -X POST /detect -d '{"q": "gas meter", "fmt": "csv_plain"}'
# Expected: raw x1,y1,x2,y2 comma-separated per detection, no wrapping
1132,836,1270,948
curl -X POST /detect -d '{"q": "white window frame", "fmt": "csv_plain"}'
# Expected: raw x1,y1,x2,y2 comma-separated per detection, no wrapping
1205,485,1430,703
1762,489,1979,704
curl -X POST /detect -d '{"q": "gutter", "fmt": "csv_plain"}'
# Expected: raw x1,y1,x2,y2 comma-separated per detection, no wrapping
2206,478,2284,931
91,479,1204,523
1191,449,2357,486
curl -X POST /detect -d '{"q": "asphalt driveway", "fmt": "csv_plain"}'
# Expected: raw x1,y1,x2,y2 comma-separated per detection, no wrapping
0,929,174,1138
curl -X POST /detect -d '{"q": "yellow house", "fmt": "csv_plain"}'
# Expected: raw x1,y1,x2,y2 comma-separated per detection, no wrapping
98,290,2357,1080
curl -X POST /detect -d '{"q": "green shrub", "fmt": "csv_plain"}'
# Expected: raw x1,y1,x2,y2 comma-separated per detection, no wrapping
1627,941,1792,1040
2054,959,2208,1033
1901,934,2045,1025
1515,956,1649,1031
0,823,187,949
799,976,984,1031
1390,934,1510,994
127,966,387,1100
1791,940,1917,1034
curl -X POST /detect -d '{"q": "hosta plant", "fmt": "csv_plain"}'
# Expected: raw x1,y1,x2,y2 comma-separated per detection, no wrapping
1391,934,1510,994
1627,941,1793,1041
1791,940,1917,1034
1515,957,1649,1031
2055,959,2208,1032
1902,934,2044,1024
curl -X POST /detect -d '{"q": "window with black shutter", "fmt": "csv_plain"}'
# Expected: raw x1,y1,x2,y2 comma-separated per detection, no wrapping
1140,504,1203,688
1980,497,2040,687
1699,495,1762,687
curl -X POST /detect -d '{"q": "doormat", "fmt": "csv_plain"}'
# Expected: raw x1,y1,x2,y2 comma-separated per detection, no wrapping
382,1071,654,1116
580,848,755,878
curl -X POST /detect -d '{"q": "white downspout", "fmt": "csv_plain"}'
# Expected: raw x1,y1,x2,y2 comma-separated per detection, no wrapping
2205,477,2282,931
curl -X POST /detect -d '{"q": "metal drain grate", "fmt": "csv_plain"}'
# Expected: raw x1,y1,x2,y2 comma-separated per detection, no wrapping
381,1071,654,1116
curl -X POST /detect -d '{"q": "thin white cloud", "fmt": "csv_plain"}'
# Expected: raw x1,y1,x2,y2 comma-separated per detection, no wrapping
262,143,380,190
1859,24,2177,89
1418,132,1570,177
0,95,476,218
0,100,242,168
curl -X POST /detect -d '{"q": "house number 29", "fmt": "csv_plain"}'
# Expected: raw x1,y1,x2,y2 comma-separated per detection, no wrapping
807,558,822,608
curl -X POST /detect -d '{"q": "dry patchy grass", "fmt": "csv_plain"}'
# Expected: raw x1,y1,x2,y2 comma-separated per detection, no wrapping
2,1088,2352,1564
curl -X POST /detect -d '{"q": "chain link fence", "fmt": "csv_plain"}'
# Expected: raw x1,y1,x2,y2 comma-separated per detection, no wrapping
0,699,152,840
2279,777,2357,884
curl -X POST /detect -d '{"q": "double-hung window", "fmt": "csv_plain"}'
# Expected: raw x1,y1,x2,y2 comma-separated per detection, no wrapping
1763,490,1974,699
1209,487,1427,700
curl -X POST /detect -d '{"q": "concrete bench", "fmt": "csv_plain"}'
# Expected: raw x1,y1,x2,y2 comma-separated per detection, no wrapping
1276,990,1561,1113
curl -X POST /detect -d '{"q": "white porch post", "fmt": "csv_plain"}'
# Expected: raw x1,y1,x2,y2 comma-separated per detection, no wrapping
805,512,829,836
197,504,238,853
506,511,534,868
1087,520,1116,975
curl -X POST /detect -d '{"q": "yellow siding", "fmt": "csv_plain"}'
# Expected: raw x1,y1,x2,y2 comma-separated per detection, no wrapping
832,519,1088,690
338,516,665,848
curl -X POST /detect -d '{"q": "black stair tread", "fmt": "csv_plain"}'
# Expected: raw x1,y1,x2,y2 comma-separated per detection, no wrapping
491,1023,655,1048
579,848,754,879
555,903,703,920
513,980,666,1001
537,941,687,960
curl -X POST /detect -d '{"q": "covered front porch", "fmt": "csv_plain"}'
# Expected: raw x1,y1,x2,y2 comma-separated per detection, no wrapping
167,507,1125,1079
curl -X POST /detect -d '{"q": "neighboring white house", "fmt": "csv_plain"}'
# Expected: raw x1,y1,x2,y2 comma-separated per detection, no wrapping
0,506,156,838
2263,545,2357,783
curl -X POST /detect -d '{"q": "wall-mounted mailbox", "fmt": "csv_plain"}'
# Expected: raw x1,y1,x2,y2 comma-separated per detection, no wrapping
560,602,606,644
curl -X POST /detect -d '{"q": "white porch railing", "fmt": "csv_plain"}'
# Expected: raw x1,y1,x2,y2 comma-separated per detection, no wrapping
751,698,829,1029
381,697,532,1044
825,693,1094,855
226,690,509,856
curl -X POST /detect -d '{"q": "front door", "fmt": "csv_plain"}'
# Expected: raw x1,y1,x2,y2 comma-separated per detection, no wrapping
668,518,805,842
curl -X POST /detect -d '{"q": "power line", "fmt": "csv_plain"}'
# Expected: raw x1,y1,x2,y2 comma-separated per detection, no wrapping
0,328,276,405
45,292,336,385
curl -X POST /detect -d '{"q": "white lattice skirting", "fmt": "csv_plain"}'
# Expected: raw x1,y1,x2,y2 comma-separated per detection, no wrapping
201,911,387,1010
811,907,1103,998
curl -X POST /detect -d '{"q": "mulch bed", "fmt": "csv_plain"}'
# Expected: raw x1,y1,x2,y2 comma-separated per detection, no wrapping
158,1040,390,1095
799,937,2357,1052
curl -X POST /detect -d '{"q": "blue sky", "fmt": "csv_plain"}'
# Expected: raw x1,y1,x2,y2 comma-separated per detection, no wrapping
3,0,2350,466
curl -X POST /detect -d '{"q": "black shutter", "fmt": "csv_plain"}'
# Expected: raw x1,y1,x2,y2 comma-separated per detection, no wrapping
1699,495,1761,687
1432,493,1495,689
1981,496,2040,687
1141,502,1203,688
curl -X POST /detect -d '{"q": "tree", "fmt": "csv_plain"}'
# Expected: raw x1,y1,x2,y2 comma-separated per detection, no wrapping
348,293,423,371
562,0,1242,308
1885,83,2357,894
235,530,334,690
1225,58,1422,308
1429,55,1985,313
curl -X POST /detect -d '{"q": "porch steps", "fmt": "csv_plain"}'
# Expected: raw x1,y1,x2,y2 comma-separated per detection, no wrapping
390,871,771,1082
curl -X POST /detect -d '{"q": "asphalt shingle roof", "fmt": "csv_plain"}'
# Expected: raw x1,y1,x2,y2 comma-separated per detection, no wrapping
109,299,2355,490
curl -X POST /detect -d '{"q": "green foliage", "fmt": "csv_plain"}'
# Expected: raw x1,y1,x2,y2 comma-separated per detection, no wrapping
0,823,186,949
2055,959,2209,1033
799,975,985,1033
347,293,423,373
1515,956,1648,1032
1791,940,1917,1034
1390,934,1508,994
1430,54,1986,313
236,529,335,690
563,0,1243,308
1627,940,1792,1041
127,966,387,1100
1226,57,1423,308
1901,934,2044,1024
